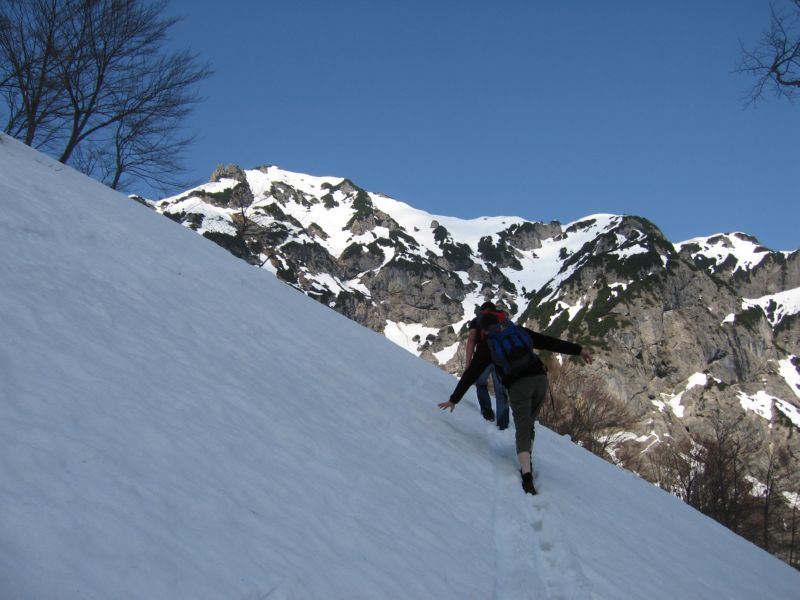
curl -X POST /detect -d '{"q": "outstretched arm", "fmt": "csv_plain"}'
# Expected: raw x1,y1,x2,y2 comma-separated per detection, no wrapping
438,345,491,412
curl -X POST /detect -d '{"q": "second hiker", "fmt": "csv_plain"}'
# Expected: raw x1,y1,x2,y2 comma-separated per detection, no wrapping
464,301,509,429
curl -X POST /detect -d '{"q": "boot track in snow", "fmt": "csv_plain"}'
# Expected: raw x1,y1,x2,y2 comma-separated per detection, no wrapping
487,427,595,600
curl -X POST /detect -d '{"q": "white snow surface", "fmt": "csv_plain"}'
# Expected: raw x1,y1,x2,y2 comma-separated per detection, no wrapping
2,135,799,599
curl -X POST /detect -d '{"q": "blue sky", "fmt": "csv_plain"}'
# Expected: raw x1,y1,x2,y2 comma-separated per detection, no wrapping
156,0,798,250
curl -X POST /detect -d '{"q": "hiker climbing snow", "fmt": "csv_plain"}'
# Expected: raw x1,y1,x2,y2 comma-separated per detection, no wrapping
439,313,592,495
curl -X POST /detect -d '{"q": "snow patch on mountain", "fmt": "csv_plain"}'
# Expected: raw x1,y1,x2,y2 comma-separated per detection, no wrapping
720,288,800,329
776,399,800,428
653,373,709,418
779,357,800,400
743,287,800,327
609,243,650,261
168,193,238,235
308,273,360,304
433,342,460,366
373,193,526,251
538,214,623,301
738,390,776,422
738,390,800,428
676,232,771,272
548,299,586,327
249,165,342,196
383,320,439,356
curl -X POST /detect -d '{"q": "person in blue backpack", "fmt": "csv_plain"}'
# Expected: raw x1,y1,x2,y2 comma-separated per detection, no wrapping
438,313,592,495
464,302,509,429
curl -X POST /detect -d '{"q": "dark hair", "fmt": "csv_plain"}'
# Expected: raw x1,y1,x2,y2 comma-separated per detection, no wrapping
479,301,496,311
478,312,500,330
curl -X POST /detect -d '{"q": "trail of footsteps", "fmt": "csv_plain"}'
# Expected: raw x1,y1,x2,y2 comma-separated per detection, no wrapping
487,431,549,600
528,480,594,600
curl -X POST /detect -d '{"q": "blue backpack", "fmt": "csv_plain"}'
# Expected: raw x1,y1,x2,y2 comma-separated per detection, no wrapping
485,320,538,379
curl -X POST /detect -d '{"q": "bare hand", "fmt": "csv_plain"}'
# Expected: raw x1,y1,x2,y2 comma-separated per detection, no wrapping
581,349,593,364
438,401,456,412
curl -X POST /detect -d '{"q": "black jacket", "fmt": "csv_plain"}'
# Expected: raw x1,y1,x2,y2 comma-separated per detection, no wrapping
449,326,582,404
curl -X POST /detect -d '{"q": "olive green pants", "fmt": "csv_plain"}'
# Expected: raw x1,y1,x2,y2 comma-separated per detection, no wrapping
507,374,549,455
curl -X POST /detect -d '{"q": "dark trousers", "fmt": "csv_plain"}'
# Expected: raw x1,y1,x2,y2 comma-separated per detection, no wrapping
506,374,548,455
475,365,509,428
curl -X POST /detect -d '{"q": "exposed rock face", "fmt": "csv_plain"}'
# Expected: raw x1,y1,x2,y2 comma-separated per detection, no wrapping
150,165,800,522
211,164,248,183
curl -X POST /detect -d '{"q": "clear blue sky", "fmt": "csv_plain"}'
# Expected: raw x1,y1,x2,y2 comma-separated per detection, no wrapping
155,0,799,250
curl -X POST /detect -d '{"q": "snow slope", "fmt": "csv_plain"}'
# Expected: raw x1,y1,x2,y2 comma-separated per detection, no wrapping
1,134,799,600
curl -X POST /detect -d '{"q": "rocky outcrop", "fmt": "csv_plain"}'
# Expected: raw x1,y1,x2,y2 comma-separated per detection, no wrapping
500,220,562,251
211,163,248,183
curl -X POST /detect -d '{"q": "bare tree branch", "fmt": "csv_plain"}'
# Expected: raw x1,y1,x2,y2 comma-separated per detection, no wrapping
0,0,77,148
738,0,800,105
0,0,212,193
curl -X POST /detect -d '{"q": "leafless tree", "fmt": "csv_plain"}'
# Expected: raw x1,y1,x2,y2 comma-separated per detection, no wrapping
641,436,705,506
682,409,767,539
538,359,635,460
0,0,212,191
72,99,198,193
753,445,793,553
0,0,74,149
738,0,800,104
789,499,799,568
622,399,799,567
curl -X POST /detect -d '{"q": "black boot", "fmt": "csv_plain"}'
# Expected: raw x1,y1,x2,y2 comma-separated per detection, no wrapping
481,408,495,422
520,471,537,495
